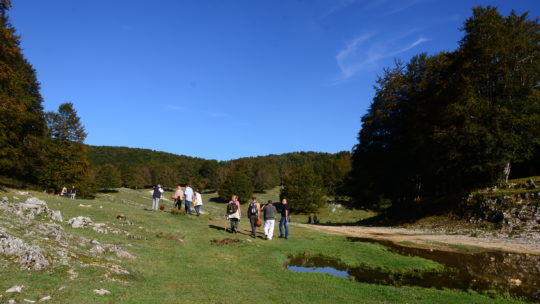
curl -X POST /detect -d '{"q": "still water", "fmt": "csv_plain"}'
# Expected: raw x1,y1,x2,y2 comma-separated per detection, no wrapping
287,237,540,302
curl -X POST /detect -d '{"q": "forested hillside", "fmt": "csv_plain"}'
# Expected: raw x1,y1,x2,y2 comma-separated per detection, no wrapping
88,146,351,198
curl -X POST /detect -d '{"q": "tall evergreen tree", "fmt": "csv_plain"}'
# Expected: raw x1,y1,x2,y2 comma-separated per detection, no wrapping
281,166,326,214
218,171,254,204
38,103,90,193
0,0,46,183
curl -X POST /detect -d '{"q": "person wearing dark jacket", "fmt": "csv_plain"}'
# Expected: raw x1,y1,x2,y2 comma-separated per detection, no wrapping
262,200,277,240
152,184,164,211
247,197,261,238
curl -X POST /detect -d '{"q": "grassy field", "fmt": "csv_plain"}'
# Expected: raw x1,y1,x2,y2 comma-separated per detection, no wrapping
0,188,528,303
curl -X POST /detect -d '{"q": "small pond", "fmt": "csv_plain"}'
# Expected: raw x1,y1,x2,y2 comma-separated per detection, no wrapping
287,237,540,302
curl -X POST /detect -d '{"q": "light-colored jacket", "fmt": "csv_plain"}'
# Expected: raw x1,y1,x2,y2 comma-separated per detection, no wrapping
194,193,203,206
228,201,241,219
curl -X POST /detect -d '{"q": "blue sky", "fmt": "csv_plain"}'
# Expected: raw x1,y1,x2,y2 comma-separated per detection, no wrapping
9,0,539,160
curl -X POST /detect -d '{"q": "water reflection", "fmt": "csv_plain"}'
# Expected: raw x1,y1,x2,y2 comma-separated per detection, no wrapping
287,238,540,302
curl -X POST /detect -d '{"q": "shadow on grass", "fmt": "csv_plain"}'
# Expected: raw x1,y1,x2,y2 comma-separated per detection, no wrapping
313,192,468,227
209,197,227,203
209,224,226,232
97,189,119,193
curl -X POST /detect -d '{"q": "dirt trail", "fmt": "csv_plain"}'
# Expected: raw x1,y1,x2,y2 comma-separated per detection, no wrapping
296,223,540,254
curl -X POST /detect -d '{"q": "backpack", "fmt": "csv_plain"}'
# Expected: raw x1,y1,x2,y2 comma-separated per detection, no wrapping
248,202,257,216
227,202,238,214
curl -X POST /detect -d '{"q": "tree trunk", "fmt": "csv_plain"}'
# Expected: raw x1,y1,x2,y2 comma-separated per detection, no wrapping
504,162,511,183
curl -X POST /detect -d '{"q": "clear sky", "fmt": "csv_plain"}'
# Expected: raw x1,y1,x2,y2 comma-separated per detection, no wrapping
9,0,539,160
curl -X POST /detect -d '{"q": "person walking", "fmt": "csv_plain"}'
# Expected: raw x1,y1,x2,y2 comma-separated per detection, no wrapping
152,184,164,211
174,184,184,210
70,186,77,200
184,184,194,215
262,200,277,240
247,197,261,238
60,186,67,198
193,188,203,216
279,198,289,239
226,195,241,233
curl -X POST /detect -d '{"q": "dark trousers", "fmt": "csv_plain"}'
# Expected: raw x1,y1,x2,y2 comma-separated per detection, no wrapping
249,215,258,237
174,198,182,210
230,218,239,232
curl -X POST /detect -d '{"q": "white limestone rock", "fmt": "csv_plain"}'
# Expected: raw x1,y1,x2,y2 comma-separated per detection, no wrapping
67,216,92,228
93,289,111,295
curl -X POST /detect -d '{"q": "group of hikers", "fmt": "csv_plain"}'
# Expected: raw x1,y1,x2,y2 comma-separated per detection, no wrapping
226,196,290,240
152,184,204,216
150,184,290,240
60,186,77,200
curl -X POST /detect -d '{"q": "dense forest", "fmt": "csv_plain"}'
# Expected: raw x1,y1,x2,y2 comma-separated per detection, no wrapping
348,7,540,211
88,145,351,197
1,2,538,214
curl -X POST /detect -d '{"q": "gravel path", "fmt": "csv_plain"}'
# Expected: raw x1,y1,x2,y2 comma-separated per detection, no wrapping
297,223,540,254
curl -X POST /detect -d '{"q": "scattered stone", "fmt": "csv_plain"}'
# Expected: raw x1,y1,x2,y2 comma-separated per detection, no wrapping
38,296,51,302
67,268,79,280
508,278,522,286
78,204,91,208
89,245,105,255
57,286,65,291
16,191,29,196
93,289,111,295
13,196,19,200
6,285,25,293
23,299,36,303
526,179,537,189
116,214,127,221
7,299,16,304
103,245,136,259
109,264,130,275
92,223,108,234
67,216,92,228
46,209,63,222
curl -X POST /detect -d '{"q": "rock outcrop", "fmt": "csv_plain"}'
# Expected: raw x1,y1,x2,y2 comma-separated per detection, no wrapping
67,216,92,228
460,191,540,239
0,229,49,270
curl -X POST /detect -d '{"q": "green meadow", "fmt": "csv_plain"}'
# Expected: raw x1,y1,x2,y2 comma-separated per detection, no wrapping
0,188,528,304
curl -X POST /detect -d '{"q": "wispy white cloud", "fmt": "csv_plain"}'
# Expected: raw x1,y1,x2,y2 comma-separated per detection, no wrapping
383,0,426,15
321,0,358,18
333,30,429,84
335,33,376,79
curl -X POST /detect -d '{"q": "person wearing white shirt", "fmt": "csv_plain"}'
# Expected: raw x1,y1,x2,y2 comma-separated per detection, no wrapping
184,184,194,215
193,189,203,216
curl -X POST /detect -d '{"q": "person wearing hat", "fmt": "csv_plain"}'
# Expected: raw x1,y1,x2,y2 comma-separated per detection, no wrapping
262,200,277,240
247,197,261,238
152,184,164,211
